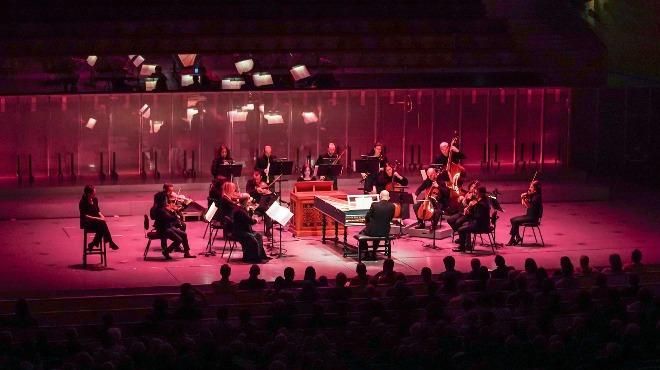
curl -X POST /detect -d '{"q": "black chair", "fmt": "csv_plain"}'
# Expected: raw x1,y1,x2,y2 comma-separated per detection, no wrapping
143,214,164,260
521,218,544,247
352,234,392,263
82,227,107,267
468,211,499,254
220,216,240,262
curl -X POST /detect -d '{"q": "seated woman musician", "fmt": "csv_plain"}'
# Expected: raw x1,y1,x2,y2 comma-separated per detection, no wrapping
506,180,543,246
412,167,449,230
150,192,196,259
79,185,120,251
375,162,410,220
363,142,388,194
297,164,316,182
245,170,277,237
232,194,271,263
211,145,233,180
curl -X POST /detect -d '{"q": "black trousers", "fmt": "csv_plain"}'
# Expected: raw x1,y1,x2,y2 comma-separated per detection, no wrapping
509,215,538,236
161,227,191,252
447,213,468,232
358,229,384,254
457,220,483,246
364,173,377,193
85,220,113,245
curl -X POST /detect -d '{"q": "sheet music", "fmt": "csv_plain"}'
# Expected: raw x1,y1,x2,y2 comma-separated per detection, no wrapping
204,203,218,222
420,169,427,180
266,201,294,226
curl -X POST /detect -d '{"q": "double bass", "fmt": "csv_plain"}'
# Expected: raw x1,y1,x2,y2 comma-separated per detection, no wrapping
443,134,465,214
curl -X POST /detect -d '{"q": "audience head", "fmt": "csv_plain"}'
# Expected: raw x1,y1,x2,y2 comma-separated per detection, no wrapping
579,255,590,270
631,249,642,264
284,267,295,281
421,267,432,283
443,256,456,271
524,258,538,274
335,272,347,287
494,255,506,268
304,266,317,282
220,264,231,280
383,258,395,273
356,262,367,276
470,258,481,272
609,253,623,273
249,264,261,278
560,256,574,277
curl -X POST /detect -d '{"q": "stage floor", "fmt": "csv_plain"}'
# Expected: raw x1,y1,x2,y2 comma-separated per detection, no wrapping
1,199,659,297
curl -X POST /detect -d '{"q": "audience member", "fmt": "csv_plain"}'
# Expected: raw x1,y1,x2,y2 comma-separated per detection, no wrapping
350,262,371,287
466,258,481,280
490,255,512,279
281,267,297,289
303,266,320,286
576,255,593,276
624,249,645,273
174,283,205,320
239,264,267,290
211,263,236,294
373,258,399,285
555,256,578,289
439,256,462,285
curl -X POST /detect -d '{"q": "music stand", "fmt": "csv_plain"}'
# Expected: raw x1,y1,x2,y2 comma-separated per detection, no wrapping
388,191,414,237
354,158,380,174
266,199,294,258
315,164,342,189
265,159,294,252
216,163,243,182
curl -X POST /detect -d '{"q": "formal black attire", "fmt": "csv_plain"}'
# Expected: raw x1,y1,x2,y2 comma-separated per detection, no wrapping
316,153,339,189
79,196,115,246
509,193,543,237
375,173,410,219
246,179,276,234
254,154,276,182
433,151,465,167
457,197,491,250
232,206,268,263
412,180,449,228
359,200,395,256
211,156,233,179
447,191,472,232
363,152,387,194
297,176,317,182
150,205,191,255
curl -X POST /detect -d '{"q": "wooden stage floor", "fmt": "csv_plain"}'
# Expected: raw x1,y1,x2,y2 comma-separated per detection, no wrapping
1,196,659,297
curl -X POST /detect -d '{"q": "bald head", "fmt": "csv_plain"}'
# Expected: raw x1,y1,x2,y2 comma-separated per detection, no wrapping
264,145,272,156
328,143,336,155
379,190,390,201
440,142,449,156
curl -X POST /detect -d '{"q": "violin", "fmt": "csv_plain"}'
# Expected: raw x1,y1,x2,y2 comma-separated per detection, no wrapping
521,171,538,208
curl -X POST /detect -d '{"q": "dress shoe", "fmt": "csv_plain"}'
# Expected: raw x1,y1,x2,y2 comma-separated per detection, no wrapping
87,242,98,251
183,253,197,258
506,236,521,246
415,222,426,229
162,252,172,260
109,242,119,250
452,247,466,252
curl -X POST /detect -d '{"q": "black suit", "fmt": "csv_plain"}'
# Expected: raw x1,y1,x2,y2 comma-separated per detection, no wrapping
254,154,276,182
316,153,339,189
359,200,395,254
509,193,543,237
433,151,465,166
150,206,191,254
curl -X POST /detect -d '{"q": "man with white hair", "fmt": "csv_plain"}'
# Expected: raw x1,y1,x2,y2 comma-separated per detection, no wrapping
433,141,465,167
412,167,449,230
316,142,340,189
255,145,276,182
357,190,395,260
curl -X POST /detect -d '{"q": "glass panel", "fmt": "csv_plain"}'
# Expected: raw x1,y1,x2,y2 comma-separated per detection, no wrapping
433,88,460,163
516,88,543,164
489,88,516,164
111,94,142,178
317,91,347,168
403,89,434,171
347,90,376,174
48,95,80,181
0,97,20,181
542,88,570,166
459,88,488,167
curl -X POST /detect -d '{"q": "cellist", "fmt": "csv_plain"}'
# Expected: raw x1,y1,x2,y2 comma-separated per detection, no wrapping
375,162,410,221
412,167,449,230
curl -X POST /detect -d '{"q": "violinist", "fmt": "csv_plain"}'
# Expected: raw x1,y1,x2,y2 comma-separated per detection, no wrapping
454,186,491,252
506,180,543,246
161,183,187,231
218,182,240,221
433,141,465,167
254,145,276,183
232,194,271,263
211,145,233,180
297,164,317,182
316,142,339,189
447,180,480,235
412,167,449,230
150,191,196,259
245,170,277,237
363,142,388,194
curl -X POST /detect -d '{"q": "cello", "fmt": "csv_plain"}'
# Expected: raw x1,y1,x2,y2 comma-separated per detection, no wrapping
415,169,441,221
385,161,403,219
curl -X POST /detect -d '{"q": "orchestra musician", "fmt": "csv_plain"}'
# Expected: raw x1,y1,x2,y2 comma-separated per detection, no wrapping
79,185,120,251
316,142,339,189
245,170,277,237
211,145,233,180
363,142,388,194
297,164,317,182
161,183,187,232
375,162,410,220
447,180,480,236
232,194,271,263
150,191,196,259
433,141,465,167
254,145,276,183
454,186,491,252
506,180,543,246
357,190,396,261
412,167,449,230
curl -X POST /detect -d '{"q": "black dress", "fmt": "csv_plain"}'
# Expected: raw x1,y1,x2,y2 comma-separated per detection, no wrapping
232,206,267,262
